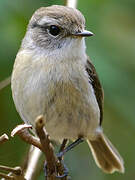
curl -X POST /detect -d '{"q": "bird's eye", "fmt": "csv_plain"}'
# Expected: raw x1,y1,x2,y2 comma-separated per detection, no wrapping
49,25,60,36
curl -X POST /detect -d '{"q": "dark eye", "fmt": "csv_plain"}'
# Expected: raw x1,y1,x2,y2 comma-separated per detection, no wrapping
49,25,60,36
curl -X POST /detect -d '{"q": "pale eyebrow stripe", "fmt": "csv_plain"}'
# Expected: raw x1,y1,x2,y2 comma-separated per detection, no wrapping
38,16,53,26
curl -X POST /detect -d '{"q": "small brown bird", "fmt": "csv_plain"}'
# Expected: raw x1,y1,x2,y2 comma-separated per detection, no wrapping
11,5,124,173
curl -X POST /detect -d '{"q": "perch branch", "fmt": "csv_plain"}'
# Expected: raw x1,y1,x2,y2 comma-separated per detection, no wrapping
35,115,69,179
0,76,11,91
35,115,57,178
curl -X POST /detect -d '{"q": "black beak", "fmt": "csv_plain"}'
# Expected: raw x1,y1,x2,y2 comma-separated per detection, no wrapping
73,30,94,37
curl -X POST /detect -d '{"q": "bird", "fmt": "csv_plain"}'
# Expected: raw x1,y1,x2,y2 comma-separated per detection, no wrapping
11,5,124,174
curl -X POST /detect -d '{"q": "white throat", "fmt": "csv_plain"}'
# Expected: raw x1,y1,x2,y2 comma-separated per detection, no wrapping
22,36,87,65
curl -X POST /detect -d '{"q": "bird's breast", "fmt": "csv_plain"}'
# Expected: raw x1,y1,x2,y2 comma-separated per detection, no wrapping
12,54,100,141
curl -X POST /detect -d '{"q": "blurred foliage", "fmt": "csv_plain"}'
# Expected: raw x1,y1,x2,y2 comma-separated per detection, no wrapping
0,0,135,179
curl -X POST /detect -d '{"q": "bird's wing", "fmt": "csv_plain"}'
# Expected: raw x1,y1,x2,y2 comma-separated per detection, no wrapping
85,57,104,125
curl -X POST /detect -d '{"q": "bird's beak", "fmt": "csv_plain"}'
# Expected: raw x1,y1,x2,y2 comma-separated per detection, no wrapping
73,30,94,37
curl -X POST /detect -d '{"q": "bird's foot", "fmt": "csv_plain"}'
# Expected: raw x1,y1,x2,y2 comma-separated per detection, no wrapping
44,160,69,179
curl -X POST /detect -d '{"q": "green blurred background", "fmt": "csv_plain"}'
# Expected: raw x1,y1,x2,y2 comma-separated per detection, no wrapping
0,0,135,179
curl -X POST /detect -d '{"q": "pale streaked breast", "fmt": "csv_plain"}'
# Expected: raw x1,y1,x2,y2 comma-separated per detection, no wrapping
11,52,100,141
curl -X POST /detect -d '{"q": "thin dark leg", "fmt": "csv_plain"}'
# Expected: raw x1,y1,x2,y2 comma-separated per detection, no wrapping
59,139,68,153
63,138,84,154
54,138,83,179
57,138,84,159
58,139,68,162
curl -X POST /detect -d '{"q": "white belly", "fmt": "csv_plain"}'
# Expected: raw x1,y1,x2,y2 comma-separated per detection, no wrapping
11,55,100,141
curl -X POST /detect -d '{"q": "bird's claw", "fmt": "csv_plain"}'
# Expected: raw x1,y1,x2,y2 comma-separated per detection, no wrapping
44,160,69,178
55,160,69,178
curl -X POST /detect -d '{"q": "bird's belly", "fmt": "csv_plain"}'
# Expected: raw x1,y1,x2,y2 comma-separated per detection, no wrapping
45,83,100,141
12,63,100,141
26,81,100,141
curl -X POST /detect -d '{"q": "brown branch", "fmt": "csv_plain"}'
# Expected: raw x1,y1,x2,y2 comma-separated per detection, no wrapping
0,76,11,91
0,134,9,145
35,115,69,180
35,116,57,178
35,116,56,166
11,124,42,150
11,116,69,180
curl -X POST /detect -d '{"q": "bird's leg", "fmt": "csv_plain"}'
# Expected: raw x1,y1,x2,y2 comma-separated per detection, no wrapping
54,138,83,178
53,139,69,178
59,139,68,153
44,138,84,178
55,161,69,179
57,138,84,160
58,139,68,161
44,139,69,178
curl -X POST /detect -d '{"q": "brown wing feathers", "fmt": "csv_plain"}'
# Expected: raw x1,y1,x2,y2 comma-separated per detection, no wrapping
85,58,104,125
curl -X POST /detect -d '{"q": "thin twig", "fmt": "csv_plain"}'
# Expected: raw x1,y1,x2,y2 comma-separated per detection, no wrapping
11,124,42,150
0,134,9,145
65,0,77,8
0,76,11,91
24,147,41,180
21,145,44,180
0,166,22,176
0,165,25,180
0,172,14,180
11,124,43,180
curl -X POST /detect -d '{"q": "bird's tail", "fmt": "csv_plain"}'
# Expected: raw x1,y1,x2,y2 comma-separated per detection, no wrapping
87,133,124,173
